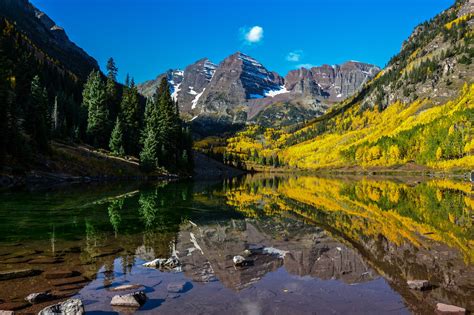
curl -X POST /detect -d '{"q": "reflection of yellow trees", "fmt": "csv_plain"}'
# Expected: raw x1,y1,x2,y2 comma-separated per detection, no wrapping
225,176,474,263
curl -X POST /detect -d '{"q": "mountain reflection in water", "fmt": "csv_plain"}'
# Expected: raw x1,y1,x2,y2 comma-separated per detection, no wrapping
0,175,472,314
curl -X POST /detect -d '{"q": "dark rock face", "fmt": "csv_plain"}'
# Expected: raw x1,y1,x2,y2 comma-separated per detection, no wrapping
0,0,99,79
177,58,216,113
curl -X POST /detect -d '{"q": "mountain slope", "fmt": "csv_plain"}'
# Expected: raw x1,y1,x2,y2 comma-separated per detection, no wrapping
226,0,473,172
0,0,99,80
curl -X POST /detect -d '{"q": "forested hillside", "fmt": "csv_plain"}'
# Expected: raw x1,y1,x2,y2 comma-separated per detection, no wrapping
223,0,473,173
0,8,193,179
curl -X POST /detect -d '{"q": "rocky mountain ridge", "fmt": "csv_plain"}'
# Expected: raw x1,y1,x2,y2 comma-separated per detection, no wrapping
0,0,99,80
138,52,380,126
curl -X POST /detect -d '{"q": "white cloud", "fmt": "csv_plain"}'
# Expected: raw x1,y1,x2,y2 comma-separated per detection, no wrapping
286,50,303,62
243,26,264,44
296,63,315,69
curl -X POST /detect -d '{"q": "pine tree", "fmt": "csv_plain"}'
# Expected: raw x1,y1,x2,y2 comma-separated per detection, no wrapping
141,97,155,145
105,57,119,120
120,78,141,155
28,75,49,151
82,70,110,147
156,77,181,168
109,117,125,156
140,128,159,172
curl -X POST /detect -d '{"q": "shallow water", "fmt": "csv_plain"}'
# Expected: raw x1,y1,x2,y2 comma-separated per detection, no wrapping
0,175,472,314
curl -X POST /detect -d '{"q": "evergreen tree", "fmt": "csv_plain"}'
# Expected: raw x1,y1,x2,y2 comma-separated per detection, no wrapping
157,78,181,168
140,128,159,172
105,57,119,120
109,117,125,156
82,70,110,147
139,78,193,173
120,78,141,155
28,75,49,151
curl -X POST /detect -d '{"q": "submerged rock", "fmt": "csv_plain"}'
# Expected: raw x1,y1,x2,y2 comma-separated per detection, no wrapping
407,280,431,290
25,292,54,304
0,302,29,311
110,291,147,307
29,257,63,264
167,281,191,293
44,270,77,280
435,303,466,315
38,299,84,315
0,269,42,281
50,276,88,287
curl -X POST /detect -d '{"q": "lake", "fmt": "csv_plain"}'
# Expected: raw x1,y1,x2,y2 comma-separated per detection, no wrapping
0,175,472,314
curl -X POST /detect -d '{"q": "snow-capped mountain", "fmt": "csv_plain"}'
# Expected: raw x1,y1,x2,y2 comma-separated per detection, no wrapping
137,52,380,125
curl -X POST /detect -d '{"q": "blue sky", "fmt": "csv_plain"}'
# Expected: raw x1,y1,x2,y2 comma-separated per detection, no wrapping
31,0,454,83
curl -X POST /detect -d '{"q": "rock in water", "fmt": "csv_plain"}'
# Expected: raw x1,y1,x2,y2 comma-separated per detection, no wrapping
25,292,54,304
142,256,180,270
43,270,77,280
435,303,466,315
167,281,190,293
110,284,143,292
407,280,431,290
233,255,253,267
38,299,84,315
233,255,245,265
110,291,147,308
0,269,42,280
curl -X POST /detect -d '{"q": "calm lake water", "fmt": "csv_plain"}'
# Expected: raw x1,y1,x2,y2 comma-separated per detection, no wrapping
0,175,473,314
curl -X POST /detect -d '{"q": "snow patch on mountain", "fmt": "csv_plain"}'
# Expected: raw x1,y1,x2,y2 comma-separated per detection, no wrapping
192,88,205,109
171,83,181,101
188,86,198,95
265,86,289,97
203,60,217,81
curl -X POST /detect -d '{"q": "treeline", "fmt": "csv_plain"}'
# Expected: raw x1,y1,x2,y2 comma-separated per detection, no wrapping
82,60,193,173
0,18,192,174
0,18,85,165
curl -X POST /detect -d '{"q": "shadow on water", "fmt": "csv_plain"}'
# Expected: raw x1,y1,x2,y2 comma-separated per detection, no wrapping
0,175,472,314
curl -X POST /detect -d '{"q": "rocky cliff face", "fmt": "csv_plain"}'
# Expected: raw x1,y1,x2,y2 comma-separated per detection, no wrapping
138,53,379,126
285,62,380,101
0,0,99,79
